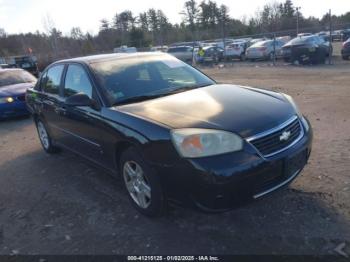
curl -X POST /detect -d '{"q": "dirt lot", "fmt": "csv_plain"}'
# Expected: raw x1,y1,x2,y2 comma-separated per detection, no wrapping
0,61,349,256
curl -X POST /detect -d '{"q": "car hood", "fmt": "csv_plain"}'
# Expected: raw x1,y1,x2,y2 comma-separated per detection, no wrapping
115,84,296,138
0,82,34,97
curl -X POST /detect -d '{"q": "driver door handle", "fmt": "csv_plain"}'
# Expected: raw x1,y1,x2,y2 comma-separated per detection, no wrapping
55,105,67,115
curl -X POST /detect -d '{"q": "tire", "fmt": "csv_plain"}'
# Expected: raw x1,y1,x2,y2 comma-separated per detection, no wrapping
120,147,167,217
342,55,349,60
240,53,246,61
36,119,59,154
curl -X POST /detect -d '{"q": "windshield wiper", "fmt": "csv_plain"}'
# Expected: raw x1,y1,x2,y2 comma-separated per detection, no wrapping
114,83,213,106
166,83,213,95
114,94,168,106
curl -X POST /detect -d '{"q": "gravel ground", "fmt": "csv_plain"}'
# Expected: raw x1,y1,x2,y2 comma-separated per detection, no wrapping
0,60,349,256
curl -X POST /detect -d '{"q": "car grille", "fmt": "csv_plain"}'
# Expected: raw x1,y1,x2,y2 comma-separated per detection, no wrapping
247,116,303,158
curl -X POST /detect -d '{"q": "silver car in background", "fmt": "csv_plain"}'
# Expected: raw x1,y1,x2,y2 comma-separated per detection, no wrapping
167,46,194,63
246,40,286,61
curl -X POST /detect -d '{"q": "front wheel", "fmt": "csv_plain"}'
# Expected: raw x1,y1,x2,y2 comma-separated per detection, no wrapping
36,120,59,154
120,147,167,217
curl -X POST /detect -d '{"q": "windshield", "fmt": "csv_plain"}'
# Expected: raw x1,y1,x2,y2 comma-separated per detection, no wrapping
91,54,215,105
0,70,37,88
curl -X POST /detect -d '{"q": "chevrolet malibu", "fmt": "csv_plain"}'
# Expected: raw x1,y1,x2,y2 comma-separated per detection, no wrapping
26,53,312,216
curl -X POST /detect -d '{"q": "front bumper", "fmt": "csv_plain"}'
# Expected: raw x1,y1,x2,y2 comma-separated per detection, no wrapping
152,118,313,211
0,101,29,119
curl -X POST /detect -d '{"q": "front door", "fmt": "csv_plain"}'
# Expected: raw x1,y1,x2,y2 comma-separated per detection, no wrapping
58,64,108,166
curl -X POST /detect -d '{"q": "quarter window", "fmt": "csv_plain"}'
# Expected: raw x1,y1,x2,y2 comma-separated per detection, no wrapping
64,64,92,98
43,65,64,95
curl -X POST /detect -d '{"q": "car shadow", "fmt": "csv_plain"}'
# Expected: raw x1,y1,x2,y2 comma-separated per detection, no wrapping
0,115,32,135
0,147,349,255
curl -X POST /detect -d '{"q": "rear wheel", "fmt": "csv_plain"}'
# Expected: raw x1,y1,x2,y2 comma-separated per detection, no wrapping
120,147,167,217
36,120,59,154
342,55,349,60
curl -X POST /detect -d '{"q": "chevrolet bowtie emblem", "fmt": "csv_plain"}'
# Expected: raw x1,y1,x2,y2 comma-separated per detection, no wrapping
280,131,291,141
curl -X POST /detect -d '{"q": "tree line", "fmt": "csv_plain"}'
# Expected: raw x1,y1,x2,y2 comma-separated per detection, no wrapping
0,0,349,67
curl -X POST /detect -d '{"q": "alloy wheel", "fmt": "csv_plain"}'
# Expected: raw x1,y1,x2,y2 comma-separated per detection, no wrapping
123,161,151,209
37,121,49,150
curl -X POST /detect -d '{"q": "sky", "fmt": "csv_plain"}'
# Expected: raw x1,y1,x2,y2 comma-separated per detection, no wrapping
0,0,349,35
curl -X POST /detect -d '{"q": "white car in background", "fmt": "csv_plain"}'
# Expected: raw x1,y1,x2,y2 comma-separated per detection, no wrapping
167,46,194,63
113,46,137,53
224,41,248,61
150,46,168,52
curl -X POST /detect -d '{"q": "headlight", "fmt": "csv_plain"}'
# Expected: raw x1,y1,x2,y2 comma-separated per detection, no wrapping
282,93,310,132
282,93,302,118
0,97,14,104
171,128,243,158
301,116,310,132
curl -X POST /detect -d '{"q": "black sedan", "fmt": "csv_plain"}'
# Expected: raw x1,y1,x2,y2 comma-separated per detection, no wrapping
282,35,330,64
26,53,312,216
201,46,224,63
341,38,350,60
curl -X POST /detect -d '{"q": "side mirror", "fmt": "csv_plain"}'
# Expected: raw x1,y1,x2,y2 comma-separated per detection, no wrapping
65,93,92,107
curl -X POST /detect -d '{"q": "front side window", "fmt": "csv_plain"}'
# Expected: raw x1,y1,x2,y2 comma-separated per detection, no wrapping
64,64,92,98
91,54,214,105
43,65,64,95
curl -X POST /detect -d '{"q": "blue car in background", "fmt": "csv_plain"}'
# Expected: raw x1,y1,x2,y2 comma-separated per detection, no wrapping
0,68,37,119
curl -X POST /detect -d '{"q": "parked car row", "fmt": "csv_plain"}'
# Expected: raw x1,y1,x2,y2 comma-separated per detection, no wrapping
0,55,40,77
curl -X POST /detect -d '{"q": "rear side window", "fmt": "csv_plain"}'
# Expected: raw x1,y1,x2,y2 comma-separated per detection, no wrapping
43,65,64,95
64,64,92,98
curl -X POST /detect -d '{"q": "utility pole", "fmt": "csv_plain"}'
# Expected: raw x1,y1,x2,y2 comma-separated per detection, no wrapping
329,9,333,65
273,33,276,66
296,7,301,35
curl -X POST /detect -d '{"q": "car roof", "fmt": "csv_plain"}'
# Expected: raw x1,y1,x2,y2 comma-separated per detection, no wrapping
55,52,169,65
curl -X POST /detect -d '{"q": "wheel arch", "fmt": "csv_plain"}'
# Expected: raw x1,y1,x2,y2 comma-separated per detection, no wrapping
114,139,145,175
